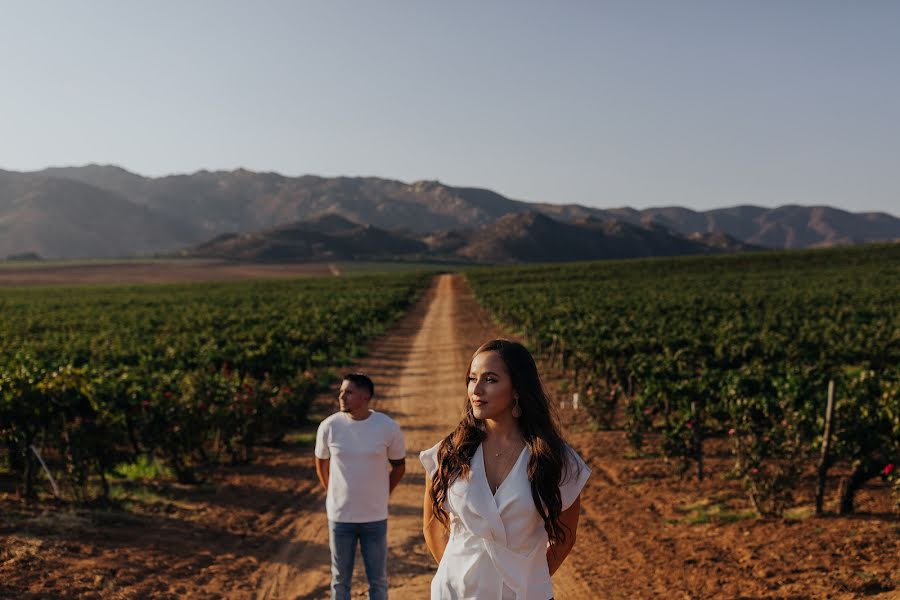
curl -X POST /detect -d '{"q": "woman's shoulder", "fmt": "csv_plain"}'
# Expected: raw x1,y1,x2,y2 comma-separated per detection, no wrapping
419,439,445,477
559,442,591,508
422,438,444,455
556,442,589,481
562,442,585,459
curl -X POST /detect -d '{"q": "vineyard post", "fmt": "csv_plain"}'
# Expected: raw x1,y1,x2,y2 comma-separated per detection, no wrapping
691,400,704,481
815,379,836,515
573,366,581,411
18,423,42,500
22,443,37,500
29,445,60,498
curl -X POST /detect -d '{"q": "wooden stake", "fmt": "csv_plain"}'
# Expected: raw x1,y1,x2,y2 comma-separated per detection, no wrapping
815,379,836,515
30,444,60,498
692,400,704,481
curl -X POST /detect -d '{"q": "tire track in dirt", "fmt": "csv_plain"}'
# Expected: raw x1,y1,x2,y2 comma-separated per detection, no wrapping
381,273,470,599
253,276,437,600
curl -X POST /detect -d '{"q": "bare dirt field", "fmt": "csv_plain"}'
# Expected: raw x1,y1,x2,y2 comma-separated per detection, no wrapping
0,261,337,286
1,274,897,599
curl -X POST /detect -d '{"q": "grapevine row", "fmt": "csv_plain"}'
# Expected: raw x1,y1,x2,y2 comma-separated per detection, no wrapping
0,272,430,501
467,244,900,515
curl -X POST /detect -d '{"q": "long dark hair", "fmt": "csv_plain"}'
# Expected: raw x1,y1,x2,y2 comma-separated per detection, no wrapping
430,339,574,545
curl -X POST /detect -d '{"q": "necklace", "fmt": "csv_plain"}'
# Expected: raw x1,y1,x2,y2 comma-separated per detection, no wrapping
485,440,524,494
488,445,523,494
492,441,520,458
495,449,516,458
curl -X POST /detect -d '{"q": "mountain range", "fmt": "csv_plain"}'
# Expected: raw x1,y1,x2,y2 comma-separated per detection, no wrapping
1,164,898,262
185,212,760,263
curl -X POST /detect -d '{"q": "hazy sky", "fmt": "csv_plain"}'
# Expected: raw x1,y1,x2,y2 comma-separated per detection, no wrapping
1,1,898,213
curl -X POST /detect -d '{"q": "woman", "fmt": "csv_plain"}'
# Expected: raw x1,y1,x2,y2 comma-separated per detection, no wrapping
420,339,590,600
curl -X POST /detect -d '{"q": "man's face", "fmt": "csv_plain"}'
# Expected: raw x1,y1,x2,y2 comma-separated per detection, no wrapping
338,380,370,414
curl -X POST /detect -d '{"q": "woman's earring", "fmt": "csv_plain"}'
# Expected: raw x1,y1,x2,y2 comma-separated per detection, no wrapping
511,398,522,418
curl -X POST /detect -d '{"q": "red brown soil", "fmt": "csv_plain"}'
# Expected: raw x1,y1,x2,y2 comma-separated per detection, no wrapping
1,274,897,599
0,260,337,287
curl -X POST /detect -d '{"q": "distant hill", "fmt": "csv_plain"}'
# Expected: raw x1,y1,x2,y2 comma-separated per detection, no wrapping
35,167,534,235
450,212,759,263
685,231,759,252
5,251,43,261
0,170,197,259
0,164,896,259
607,204,900,249
183,214,428,262
182,211,757,264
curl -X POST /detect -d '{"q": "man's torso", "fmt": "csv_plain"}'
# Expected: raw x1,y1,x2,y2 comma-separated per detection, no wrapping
316,410,403,522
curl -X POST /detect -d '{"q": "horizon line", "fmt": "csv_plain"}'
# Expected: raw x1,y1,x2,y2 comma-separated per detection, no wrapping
3,162,897,218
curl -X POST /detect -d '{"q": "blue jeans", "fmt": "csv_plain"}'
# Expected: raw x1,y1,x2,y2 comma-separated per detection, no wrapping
328,519,388,600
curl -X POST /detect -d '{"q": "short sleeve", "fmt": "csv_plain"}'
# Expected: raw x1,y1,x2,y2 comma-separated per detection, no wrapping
388,422,406,461
419,440,442,480
560,445,591,511
314,420,330,459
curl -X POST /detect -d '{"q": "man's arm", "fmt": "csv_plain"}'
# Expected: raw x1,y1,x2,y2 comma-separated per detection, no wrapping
313,420,330,494
315,457,329,493
388,458,405,493
387,423,406,494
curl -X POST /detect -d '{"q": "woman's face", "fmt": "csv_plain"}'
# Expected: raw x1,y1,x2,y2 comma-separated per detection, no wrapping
467,351,516,420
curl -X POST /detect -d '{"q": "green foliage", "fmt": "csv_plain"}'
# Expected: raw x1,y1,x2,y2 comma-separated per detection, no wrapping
113,455,173,481
0,272,430,501
467,244,900,515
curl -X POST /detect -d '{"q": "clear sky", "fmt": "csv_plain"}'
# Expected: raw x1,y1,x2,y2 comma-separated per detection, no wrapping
1,1,898,213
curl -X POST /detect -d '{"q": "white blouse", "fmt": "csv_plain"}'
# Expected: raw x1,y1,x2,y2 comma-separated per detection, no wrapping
420,440,591,600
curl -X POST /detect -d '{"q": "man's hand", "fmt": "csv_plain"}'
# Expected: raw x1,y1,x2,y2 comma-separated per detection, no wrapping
388,458,405,494
315,457,329,493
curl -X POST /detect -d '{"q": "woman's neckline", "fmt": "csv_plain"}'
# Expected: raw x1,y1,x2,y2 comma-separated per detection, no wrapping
479,442,528,497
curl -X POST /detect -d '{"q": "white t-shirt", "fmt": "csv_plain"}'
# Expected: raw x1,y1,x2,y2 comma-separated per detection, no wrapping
315,410,406,523
420,441,590,600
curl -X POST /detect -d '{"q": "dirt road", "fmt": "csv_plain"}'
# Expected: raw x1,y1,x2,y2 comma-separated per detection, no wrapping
254,272,592,598
254,272,471,598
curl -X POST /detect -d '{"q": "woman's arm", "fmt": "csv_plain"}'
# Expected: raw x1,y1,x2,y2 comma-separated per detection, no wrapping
547,494,581,576
423,471,450,564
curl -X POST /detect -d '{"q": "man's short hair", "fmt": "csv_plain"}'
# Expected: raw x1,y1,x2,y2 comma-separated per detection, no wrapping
343,373,374,398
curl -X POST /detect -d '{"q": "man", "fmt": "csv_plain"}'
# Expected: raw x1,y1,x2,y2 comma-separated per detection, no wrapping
314,373,406,600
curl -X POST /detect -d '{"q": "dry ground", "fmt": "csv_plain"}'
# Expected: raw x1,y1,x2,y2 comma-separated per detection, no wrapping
0,261,337,286
1,274,897,599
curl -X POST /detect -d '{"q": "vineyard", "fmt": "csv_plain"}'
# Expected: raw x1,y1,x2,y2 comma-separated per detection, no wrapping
1,265,897,598
0,272,430,502
467,243,900,516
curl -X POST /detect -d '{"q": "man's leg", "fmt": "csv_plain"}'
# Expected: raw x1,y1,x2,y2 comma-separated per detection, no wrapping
358,519,388,600
329,520,357,600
